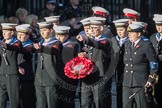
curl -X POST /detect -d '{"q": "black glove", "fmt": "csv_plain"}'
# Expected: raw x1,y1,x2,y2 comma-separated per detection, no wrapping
145,86,153,102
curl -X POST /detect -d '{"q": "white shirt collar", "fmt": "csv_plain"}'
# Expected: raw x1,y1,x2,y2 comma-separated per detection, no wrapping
133,37,141,47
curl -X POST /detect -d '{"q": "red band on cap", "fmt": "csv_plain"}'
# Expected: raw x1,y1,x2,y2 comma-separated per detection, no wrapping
124,13,138,19
94,11,107,17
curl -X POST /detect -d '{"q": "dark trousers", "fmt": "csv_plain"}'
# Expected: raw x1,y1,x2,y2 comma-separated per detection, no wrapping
154,69,162,108
81,78,112,108
20,81,36,108
35,85,59,108
58,72,79,108
60,87,76,108
123,86,148,108
59,80,78,108
154,79,161,108
116,84,123,108
0,75,19,108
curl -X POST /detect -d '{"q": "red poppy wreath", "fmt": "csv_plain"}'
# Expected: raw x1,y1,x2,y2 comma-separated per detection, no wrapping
64,56,94,79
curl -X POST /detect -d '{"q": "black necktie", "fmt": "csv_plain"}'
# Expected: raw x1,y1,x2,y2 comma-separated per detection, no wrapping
131,43,134,50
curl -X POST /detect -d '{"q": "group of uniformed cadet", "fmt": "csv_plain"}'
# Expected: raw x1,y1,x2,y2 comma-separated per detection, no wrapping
0,0,162,108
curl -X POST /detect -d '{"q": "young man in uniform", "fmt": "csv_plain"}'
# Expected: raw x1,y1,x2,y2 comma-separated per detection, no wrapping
0,23,23,108
77,17,112,108
33,22,63,108
92,6,115,39
150,15,162,108
54,26,80,108
112,19,129,108
123,8,153,37
16,24,36,108
80,17,91,38
123,23,158,108
45,15,61,40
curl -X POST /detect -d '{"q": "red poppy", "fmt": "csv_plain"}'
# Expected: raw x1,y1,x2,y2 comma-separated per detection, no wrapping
100,40,107,45
64,56,94,79
135,45,140,48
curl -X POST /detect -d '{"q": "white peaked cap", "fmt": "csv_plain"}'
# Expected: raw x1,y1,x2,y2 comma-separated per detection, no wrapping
1,23,17,26
123,8,140,18
153,15,162,24
127,23,143,32
53,26,70,35
153,14,162,18
90,20,102,26
131,21,148,27
113,19,129,27
92,6,109,17
44,16,60,23
80,17,91,23
37,22,52,29
1,23,17,30
90,17,106,25
82,21,90,26
80,17,91,26
90,17,106,21
16,24,30,32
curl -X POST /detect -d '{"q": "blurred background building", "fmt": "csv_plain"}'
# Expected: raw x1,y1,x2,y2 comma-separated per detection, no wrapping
0,0,162,21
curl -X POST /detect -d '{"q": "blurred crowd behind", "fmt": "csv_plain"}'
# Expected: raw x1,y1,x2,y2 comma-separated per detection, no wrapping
1,0,162,108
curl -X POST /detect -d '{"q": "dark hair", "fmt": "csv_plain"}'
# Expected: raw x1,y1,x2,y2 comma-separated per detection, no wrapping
67,13,77,20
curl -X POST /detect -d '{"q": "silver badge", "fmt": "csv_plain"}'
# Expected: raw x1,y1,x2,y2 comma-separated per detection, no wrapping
73,64,84,71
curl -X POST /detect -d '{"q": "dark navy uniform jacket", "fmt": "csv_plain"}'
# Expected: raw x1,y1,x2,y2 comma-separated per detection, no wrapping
150,32,162,79
62,39,80,65
123,38,158,87
19,39,34,80
85,35,111,77
34,37,63,86
0,37,22,75
111,36,129,83
150,33,161,54
59,39,80,88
